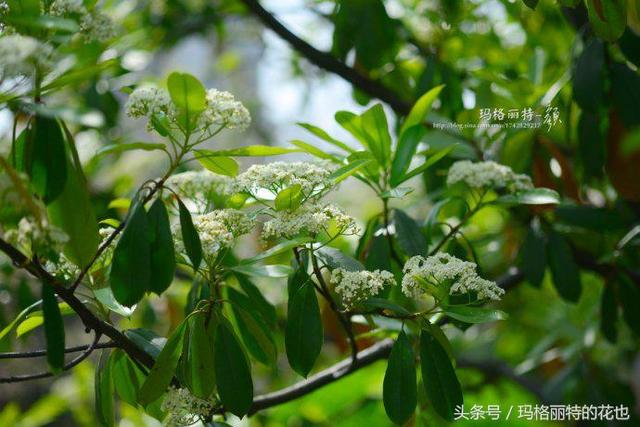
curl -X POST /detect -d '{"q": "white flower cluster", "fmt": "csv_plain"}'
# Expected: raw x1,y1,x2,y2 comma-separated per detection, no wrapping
261,203,359,241
331,268,395,308
173,209,254,263
161,386,215,427
0,35,53,78
447,160,533,193
232,161,334,197
401,253,504,301
45,255,80,281
50,0,115,42
4,217,68,260
198,89,251,130
165,170,232,212
125,86,174,120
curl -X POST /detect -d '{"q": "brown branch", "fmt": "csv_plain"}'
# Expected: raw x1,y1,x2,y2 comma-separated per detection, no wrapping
0,238,155,370
0,342,117,359
237,0,411,115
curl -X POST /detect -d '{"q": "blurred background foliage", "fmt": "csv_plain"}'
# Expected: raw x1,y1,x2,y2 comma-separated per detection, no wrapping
1,0,640,425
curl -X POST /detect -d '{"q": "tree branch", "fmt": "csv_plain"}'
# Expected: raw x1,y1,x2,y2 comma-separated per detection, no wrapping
0,238,155,370
237,0,411,115
0,342,117,359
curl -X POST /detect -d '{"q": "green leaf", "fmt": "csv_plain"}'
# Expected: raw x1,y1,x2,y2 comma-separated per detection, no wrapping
228,264,292,278
335,111,370,150
29,117,67,204
393,209,427,256
4,15,79,32
96,142,166,158
379,187,414,199
494,188,560,206
15,303,74,337
617,274,640,336
419,330,463,421
124,329,164,359
110,201,150,307
178,199,203,270
611,62,640,128
523,0,539,10
391,126,426,186
297,122,354,153
383,331,417,425
166,72,206,129
47,124,100,268
586,0,627,41
274,184,303,211
0,300,41,342
240,237,312,265
184,314,215,398
138,321,188,406
110,349,146,406
95,350,115,427
363,298,411,316
397,145,455,184
228,288,277,366
600,283,618,343
195,146,301,157
519,225,546,288
42,284,65,373
316,246,364,272
361,104,392,167
547,231,582,303
444,306,508,323
196,153,239,177
329,159,373,183
289,140,339,161
400,85,444,136
147,199,175,295
578,111,605,176
235,274,277,328
285,283,323,377
572,39,605,112
214,319,254,417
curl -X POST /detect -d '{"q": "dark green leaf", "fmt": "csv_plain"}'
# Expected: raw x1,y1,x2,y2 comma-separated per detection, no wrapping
611,62,640,128
110,201,150,307
95,350,115,427
236,274,277,328
316,246,364,271
42,284,65,373
620,28,640,67
397,145,455,184
600,283,618,343
419,330,463,421
228,264,292,278
96,142,166,158
110,349,146,406
393,209,427,257
383,331,417,424
578,111,605,177
123,328,165,360
519,225,546,288
547,231,582,303
617,274,640,336
184,314,215,398
444,306,508,323
523,0,539,10
138,321,187,406
363,298,411,317
572,38,604,111
391,126,426,186
494,188,560,206
178,199,202,271
29,117,67,204
585,0,627,41
214,319,254,417
285,283,323,377
147,199,175,295
274,184,303,211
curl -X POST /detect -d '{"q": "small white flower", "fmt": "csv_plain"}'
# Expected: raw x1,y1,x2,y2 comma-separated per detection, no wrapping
0,35,53,77
51,0,115,42
401,253,504,301
199,89,251,130
4,217,68,261
50,0,85,15
161,386,216,427
45,255,80,281
261,203,359,241
232,161,335,197
331,268,395,308
125,86,174,120
165,170,233,212
447,160,533,193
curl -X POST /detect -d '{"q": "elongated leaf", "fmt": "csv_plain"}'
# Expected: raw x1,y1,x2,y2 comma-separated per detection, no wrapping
29,117,67,204
547,231,582,303
147,199,175,295
383,331,417,424
236,274,277,328
572,39,604,112
229,264,291,278
400,85,444,136
297,122,354,153
285,283,323,377
600,283,618,343
398,145,454,184
289,140,339,161
228,288,277,366
420,330,463,421
185,314,215,398
617,274,640,336
520,225,546,288
178,199,202,270
42,284,65,373
379,187,414,199
214,319,254,417
363,298,411,317
393,209,427,256
586,0,626,41
0,300,42,342
275,184,302,211
195,146,301,157
495,188,560,206
110,201,150,307
138,321,187,406
328,159,373,183
123,328,165,359
335,111,370,150
361,103,392,167
240,237,312,265
316,246,364,272
95,350,115,427
96,142,166,158
196,153,239,177
167,72,206,130
110,349,146,406
444,306,508,323
391,126,426,186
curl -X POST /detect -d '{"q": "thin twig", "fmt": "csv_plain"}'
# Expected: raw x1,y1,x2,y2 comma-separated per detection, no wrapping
0,341,116,360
